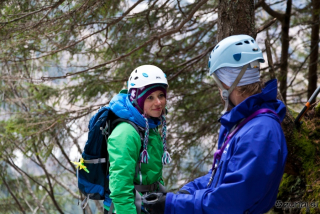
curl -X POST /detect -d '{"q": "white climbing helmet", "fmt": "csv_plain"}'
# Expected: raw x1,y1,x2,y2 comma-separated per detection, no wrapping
208,34,265,75
128,65,168,91
208,35,265,114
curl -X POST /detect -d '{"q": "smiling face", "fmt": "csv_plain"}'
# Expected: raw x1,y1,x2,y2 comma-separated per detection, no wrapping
143,90,166,118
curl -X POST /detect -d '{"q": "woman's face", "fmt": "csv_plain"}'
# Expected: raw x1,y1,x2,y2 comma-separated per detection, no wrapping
219,82,246,110
144,90,166,118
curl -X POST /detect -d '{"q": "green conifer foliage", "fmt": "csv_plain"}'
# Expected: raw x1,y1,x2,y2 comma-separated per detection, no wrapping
0,0,319,213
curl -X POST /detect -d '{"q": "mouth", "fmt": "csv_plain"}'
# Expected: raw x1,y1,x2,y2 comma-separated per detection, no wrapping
152,108,162,111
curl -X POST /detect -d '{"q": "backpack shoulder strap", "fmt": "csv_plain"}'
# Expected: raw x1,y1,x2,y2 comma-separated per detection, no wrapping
111,118,145,144
109,118,145,176
107,118,145,214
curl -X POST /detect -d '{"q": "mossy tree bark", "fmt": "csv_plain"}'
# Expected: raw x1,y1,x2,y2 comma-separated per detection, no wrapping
217,0,256,41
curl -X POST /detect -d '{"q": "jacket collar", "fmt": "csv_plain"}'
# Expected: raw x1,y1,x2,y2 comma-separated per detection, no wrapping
109,89,160,129
220,79,286,131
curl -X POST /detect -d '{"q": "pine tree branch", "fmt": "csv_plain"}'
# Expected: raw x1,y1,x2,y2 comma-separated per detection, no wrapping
63,123,83,155
287,42,319,88
40,0,209,81
52,133,77,172
14,0,144,62
256,17,277,34
49,174,78,198
33,144,64,214
0,5,54,25
50,152,76,175
0,174,26,214
33,192,49,214
177,0,187,18
168,44,215,80
30,0,66,29
259,0,285,21
21,172,48,214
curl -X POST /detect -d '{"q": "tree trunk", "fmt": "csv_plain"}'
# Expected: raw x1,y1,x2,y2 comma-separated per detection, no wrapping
279,0,292,104
307,0,320,102
217,0,256,41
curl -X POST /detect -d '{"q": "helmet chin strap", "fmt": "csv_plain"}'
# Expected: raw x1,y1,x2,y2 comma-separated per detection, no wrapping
212,64,249,114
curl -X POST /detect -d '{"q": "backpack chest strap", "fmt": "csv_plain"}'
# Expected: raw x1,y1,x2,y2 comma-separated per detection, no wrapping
134,181,166,193
83,158,106,164
134,183,158,193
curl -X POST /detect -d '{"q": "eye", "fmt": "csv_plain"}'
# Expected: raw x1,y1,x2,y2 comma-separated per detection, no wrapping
147,95,153,100
159,93,165,98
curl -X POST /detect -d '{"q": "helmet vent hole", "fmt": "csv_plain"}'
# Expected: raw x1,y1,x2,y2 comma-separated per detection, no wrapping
252,48,258,51
236,42,243,45
251,40,254,43
215,45,219,49
135,69,137,73
244,40,249,44
134,76,139,80
130,76,132,80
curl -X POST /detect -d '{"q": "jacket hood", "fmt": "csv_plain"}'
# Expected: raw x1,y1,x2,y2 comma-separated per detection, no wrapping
109,89,160,129
220,79,286,131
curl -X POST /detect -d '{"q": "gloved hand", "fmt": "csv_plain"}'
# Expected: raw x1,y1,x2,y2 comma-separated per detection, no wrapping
142,193,166,214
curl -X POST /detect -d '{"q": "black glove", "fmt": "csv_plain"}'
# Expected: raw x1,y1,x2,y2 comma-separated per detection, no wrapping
142,193,166,214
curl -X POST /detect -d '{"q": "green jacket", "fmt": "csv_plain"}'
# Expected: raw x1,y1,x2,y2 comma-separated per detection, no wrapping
103,89,165,214
107,122,164,214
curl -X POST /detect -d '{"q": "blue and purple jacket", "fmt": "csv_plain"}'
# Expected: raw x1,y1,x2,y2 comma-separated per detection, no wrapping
165,79,288,214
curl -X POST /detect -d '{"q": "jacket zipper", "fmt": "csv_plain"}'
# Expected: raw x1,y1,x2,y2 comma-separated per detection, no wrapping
215,161,224,187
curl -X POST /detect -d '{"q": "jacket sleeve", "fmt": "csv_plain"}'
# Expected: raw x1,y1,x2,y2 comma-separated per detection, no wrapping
165,120,287,214
108,122,141,214
179,171,212,194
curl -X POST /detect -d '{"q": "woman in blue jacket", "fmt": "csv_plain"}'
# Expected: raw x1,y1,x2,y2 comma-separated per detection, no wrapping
144,35,288,214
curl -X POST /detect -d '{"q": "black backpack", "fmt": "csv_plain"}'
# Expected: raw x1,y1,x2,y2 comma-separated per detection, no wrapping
75,106,144,210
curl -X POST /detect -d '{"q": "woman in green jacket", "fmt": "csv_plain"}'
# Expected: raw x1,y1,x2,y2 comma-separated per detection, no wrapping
104,65,170,214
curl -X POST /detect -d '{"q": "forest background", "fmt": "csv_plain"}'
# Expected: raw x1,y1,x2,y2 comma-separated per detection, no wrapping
0,0,319,213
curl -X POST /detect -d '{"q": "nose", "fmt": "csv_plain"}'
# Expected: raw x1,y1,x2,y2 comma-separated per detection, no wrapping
154,97,161,105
